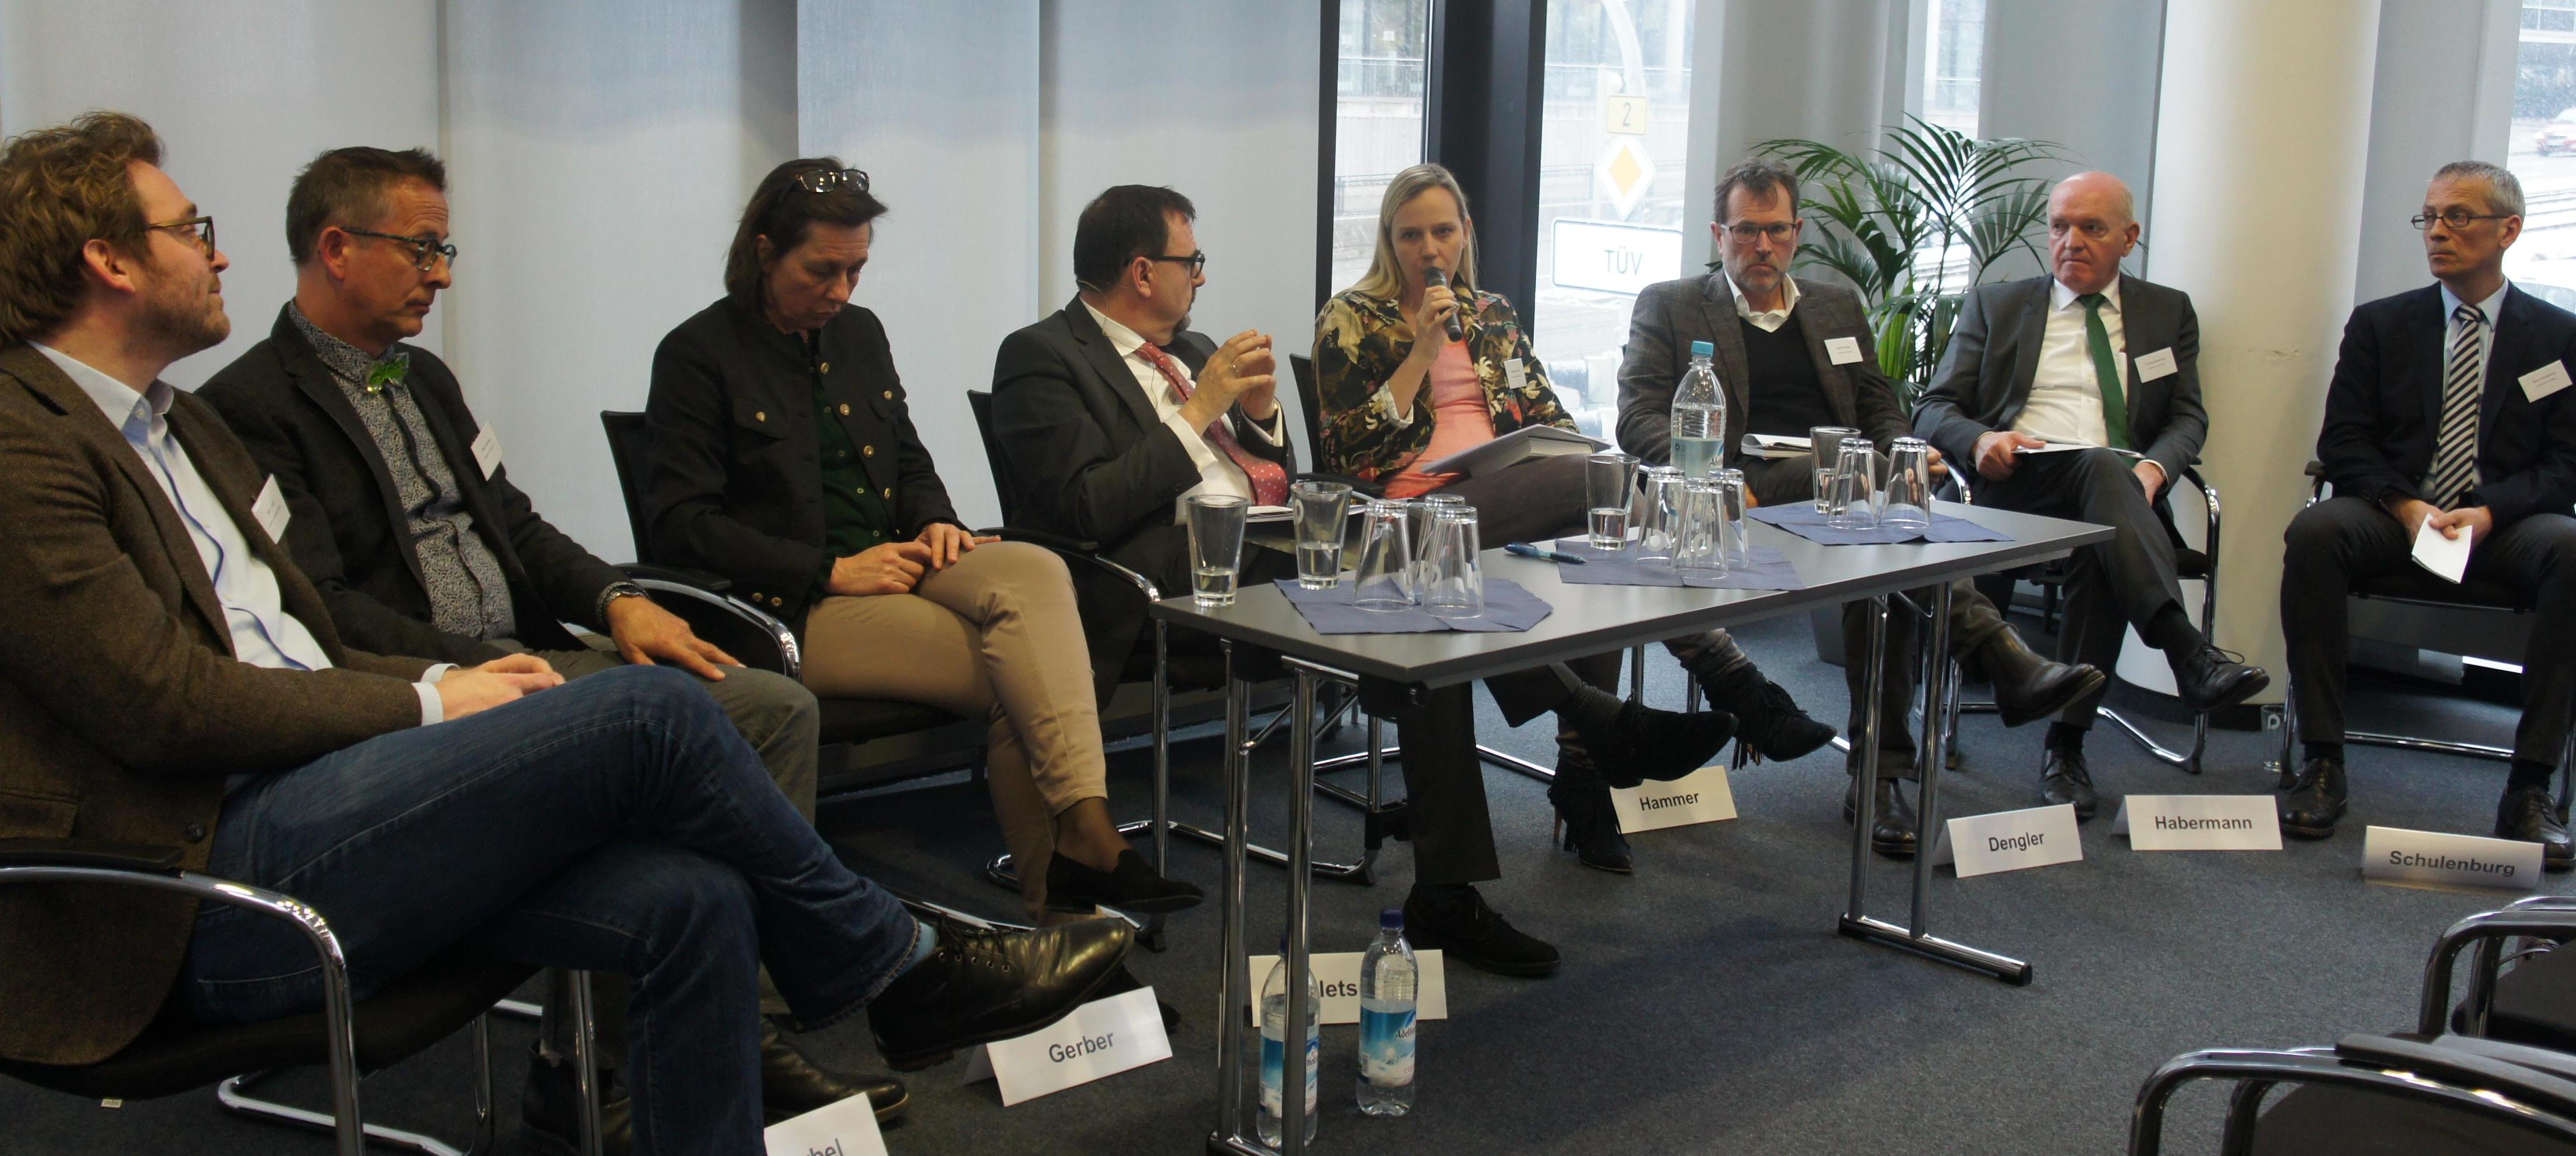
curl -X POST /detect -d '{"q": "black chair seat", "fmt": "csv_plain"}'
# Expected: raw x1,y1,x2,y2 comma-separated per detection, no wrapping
2249,1080,2576,1154
0,956,532,1102
818,698,968,745
2353,567,2535,612
2489,943,2576,1051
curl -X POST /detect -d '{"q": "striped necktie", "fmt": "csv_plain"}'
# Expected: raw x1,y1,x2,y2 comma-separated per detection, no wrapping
2427,302,2486,508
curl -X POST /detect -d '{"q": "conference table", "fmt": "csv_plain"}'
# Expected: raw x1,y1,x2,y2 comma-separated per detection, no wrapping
1153,501,2114,1156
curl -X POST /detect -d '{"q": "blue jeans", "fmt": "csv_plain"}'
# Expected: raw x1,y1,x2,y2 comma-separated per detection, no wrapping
173,665,917,1156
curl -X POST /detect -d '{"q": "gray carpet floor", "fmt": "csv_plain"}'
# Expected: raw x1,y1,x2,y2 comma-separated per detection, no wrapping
13,610,2570,1155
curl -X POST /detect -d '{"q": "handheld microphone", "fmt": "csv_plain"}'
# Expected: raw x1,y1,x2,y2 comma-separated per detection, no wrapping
1423,267,1466,342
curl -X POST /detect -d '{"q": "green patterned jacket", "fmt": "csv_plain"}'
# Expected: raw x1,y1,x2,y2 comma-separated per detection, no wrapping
1310,287,1573,483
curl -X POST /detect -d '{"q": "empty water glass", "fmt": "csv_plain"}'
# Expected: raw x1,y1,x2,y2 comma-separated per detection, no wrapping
1289,480,1351,589
1883,438,1934,532
1714,468,1750,568
1406,493,1466,595
1673,476,1727,575
1420,505,1484,618
1636,466,1686,563
1585,452,1640,549
1830,437,1881,531
1809,425,1862,513
1186,494,1247,606
1350,499,1415,612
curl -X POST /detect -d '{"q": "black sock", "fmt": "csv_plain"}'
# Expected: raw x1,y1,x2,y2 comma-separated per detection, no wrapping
2304,741,2344,766
2508,759,2557,794
1409,882,1472,906
2145,607,2203,656
2044,722,2087,752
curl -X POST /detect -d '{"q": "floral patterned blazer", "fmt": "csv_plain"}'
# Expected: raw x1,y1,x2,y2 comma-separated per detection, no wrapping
1310,287,1574,483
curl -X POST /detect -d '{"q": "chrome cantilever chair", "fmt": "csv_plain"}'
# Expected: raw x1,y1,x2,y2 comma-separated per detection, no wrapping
0,838,604,1156
2131,1034,2576,1154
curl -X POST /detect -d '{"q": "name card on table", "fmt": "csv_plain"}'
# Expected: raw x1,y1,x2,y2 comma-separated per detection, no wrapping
1931,804,2084,878
1241,950,1450,1026
1610,765,1737,833
962,986,1172,1106
764,1086,888,1156
2110,795,2283,851
2361,826,2542,892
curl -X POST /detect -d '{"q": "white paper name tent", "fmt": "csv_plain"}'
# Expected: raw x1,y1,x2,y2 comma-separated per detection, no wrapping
1610,764,1737,834
961,987,1172,1106
2110,796,2283,851
2361,826,2543,893
1930,804,2085,878
1241,951,1450,1026
763,1089,888,1156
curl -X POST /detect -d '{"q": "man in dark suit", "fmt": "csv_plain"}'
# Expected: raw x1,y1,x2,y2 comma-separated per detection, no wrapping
0,112,1125,1153
2281,161,2576,861
989,185,1731,977
1915,171,2267,818
193,147,884,1140
1620,157,2105,857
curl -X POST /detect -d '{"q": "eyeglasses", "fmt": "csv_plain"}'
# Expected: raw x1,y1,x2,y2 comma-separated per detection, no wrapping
1723,222,1798,243
339,227,459,272
1147,252,1207,276
2411,208,2515,231
793,168,869,195
145,215,216,255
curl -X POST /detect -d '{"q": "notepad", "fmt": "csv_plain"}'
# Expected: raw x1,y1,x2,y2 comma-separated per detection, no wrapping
1739,433,1810,459
2011,436,2143,459
1419,424,1608,476
2411,518,2472,584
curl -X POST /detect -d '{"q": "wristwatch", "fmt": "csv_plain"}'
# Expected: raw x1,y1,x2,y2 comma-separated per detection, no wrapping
596,580,649,625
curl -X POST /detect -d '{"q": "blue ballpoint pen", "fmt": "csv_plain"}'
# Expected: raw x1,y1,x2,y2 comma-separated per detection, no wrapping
1504,542,1586,564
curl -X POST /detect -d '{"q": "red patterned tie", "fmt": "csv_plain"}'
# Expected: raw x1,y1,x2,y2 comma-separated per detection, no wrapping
1134,341,1290,506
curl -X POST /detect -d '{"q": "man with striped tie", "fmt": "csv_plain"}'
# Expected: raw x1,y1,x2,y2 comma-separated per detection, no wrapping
2282,161,2576,862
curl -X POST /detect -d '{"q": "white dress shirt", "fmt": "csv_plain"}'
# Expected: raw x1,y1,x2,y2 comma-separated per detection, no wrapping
2014,278,2124,447
33,344,447,725
1082,301,1284,523
1725,271,1802,332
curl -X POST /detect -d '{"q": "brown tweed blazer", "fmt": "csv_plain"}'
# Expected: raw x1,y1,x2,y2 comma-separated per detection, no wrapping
0,343,430,1065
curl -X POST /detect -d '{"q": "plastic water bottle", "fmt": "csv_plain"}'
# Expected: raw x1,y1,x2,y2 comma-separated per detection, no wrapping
1260,938,1319,1147
1671,339,1727,479
1356,908,1419,1116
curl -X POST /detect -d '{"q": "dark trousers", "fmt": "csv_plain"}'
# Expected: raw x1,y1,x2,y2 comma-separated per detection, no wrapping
1973,447,2189,728
2283,496,2576,766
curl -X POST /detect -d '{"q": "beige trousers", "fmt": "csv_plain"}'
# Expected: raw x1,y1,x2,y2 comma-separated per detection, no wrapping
802,540,1107,916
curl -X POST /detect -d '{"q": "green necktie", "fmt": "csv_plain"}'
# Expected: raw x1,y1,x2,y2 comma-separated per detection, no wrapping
2077,292,2131,451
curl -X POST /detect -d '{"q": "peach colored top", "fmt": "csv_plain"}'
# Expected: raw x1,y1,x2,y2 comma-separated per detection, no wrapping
1383,342,1495,499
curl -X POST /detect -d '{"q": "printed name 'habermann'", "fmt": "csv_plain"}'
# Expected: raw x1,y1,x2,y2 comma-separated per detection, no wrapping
2153,815,2255,831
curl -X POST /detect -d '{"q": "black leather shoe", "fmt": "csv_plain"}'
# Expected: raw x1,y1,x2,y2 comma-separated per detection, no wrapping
2277,757,2348,840
2040,746,2099,820
1723,678,1840,761
1980,630,2108,728
1548,755,1633,873
522,1043,632,1156
1567,686,1737,789
1404,886,1560,977
867,916,1133,1070
2171,644,2269,713
1044,849,1204,915
1842,776,1918,859
2496,786,2576,872
760,1018,908,1124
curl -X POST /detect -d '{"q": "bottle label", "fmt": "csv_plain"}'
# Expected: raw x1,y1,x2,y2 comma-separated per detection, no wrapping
1260,1031,1321,1114
1358,1006,1416,1086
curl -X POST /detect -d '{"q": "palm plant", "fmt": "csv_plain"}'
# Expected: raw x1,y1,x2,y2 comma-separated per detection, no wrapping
1753,116,2064,407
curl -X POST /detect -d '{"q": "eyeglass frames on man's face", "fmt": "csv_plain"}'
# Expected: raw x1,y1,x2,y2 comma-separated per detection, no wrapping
338,227,459,272
146,215,216,255
1723,222,1797,243
793,168,869,195
1147,252,1207,277
2411,208,2515,231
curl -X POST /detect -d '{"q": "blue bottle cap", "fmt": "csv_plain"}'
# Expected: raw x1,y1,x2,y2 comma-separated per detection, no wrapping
1380,908,1404,930
1690,340,1714,357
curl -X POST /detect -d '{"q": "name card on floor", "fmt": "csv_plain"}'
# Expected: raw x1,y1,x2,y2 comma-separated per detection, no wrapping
2361,826,2542,892
962,986,1172,1106
1241,950,1449,1026
1932,804,2084,878
2110,795,2283,850
1610,765,1737,833
764,1084,888,1156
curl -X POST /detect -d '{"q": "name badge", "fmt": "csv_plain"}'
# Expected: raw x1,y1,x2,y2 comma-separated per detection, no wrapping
469,425,502,480
251,476,291,541
1610,764,1737,833
1824,335,1865,365
763,1084,888,1156
964,986,1172,1106
2134,347,2179,381
2361,825,2542,892
1932,804,2084,878
1504,358,1529,391
2110,795,2283,851
2521,359,2573,402
1242,950,1450,1026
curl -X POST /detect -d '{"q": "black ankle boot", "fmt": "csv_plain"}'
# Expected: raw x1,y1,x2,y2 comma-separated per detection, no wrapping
1547,754,1633,873
1563,685,1736,789
1688,648,1836,761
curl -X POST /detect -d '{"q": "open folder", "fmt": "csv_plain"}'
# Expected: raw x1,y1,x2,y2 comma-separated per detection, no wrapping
2011,435,2145,459
1419,424,1608,477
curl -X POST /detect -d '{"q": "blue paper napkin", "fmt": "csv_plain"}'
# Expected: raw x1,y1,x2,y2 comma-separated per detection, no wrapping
1545,539,1806,591
1272,577,1553,634
1746,503,2011,545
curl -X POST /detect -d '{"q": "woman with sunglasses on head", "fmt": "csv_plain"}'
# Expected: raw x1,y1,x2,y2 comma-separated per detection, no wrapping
1312,162,1838,874
644,158,1198,921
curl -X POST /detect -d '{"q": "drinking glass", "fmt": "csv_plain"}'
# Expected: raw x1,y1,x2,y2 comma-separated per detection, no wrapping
1714,468,1750,568
1350,499,1415,612
1882,438,1934,532
1289,480,1351,589
1420,505,1484,618
1636,466,1686,563
1809,425,1862,513
1829,437,1881,531
1585,452,1640,549
1673,477,1726,575
1405,493,1466,595
1185,494,1247,606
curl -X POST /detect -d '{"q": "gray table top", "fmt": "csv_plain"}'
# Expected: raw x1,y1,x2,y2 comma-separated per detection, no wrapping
1148,500,2114,688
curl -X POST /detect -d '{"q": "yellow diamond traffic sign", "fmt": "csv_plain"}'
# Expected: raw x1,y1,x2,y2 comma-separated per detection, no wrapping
1595,137,1656,218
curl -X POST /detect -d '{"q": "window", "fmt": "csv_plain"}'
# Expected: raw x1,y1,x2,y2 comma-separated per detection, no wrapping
1921,0,1986,137
2508,0,2576,306
1530,0,1696,443
1328,0,1432,299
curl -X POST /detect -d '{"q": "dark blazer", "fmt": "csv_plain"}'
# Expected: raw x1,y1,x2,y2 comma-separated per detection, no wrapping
988,297,1293,596
1617,273,1907,466
1914,273,2208,483
2319,283,2576,528
198,306,627,666
644,294,961,631
0,344,431,1066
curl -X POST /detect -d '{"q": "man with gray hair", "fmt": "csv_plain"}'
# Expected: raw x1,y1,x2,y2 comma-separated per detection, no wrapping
2279,160,2576,862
